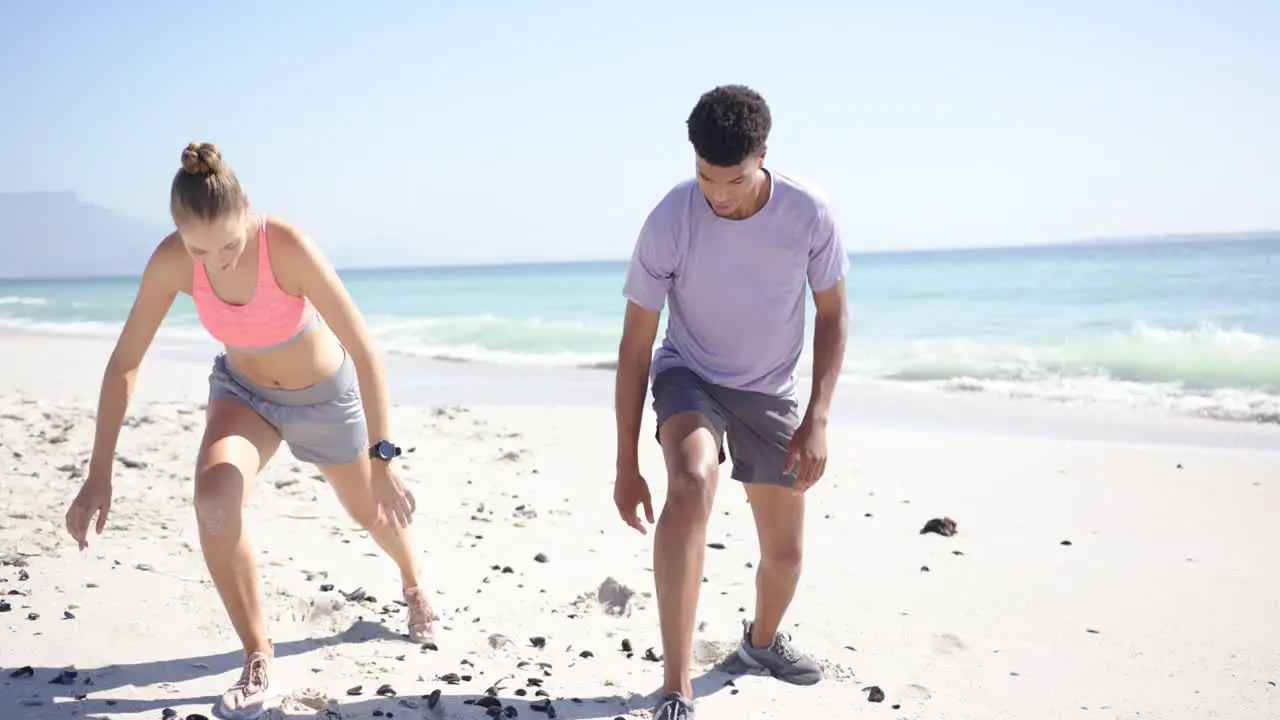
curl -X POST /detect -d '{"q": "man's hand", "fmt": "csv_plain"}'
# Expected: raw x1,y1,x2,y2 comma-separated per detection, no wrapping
784,418,828,494
614,465,655,534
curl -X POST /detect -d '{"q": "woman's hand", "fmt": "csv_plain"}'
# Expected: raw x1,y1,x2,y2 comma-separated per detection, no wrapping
370,462,416,528
66,475,113,549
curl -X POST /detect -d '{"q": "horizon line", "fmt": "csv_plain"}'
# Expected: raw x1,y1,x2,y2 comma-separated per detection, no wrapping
1,230,1276,283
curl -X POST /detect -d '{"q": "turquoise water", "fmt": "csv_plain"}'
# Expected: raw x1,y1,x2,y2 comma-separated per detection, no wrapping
2,237,1278,424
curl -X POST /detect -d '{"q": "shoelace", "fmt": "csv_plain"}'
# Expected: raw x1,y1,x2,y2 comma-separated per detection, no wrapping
236,656,269,695
769,633,801,664
657,696,693,720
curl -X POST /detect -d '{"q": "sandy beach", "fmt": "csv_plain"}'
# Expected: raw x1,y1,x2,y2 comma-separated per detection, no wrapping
2,332,1278,720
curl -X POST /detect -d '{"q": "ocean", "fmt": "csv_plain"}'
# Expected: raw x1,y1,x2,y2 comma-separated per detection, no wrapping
1,237,1277,425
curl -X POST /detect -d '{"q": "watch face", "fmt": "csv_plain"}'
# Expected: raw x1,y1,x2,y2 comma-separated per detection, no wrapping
377,441,394,459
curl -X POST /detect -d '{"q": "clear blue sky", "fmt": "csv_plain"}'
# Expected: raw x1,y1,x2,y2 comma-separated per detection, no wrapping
2,1,1277,264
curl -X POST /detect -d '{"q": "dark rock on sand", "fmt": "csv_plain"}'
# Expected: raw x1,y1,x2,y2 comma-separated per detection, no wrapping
9,666,34,678
534,552,549,563
865,685,885,702
376,683,396,696
920,517,957,536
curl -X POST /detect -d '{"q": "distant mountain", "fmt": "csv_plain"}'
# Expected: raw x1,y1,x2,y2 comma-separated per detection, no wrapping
0,192,168,279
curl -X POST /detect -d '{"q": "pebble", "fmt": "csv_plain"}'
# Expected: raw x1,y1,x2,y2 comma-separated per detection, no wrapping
534,552,549,563
920,517,958,536
865,685,885,702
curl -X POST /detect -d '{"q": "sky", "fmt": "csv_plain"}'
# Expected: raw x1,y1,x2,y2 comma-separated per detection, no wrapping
1,1,1277,264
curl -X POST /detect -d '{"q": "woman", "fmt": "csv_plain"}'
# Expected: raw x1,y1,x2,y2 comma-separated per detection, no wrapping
63,142,439,720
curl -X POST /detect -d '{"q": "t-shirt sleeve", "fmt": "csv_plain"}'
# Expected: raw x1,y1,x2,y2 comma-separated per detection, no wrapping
622,204,678,312
807,202,849,293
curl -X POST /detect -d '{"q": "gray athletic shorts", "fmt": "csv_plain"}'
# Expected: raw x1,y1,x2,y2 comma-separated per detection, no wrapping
207,350,367,466
651,366,801,487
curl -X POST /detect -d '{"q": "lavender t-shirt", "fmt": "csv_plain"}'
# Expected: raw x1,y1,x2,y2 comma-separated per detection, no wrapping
622,169,849,397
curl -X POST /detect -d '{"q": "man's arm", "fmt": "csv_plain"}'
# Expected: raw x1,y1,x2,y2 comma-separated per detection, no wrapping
804,278,849,426
802,195,851,427
615,302,661,471
615,199,678,471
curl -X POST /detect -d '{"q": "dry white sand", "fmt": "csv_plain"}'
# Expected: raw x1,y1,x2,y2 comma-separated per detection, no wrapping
2,333,1279,720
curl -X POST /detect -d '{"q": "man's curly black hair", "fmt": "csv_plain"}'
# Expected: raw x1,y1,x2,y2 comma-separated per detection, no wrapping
686,84,772,167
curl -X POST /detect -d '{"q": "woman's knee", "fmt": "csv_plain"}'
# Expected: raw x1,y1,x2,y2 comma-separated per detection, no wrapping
193,463,248,536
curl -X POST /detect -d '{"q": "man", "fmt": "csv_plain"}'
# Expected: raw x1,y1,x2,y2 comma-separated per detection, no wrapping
613,84,850,719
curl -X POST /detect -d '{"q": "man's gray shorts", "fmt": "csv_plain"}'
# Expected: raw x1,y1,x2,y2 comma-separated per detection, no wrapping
207,350,367,466
651,366,801,487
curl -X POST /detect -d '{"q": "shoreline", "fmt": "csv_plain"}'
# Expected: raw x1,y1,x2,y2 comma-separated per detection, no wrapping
1,328,1278,719
3,327,1278,456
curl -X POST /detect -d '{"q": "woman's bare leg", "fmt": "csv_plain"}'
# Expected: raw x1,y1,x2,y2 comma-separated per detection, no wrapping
193,399,281,718
321,456,437,638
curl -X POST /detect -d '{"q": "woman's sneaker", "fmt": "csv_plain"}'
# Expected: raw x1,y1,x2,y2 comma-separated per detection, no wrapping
404,586,440,643
215,650,277,720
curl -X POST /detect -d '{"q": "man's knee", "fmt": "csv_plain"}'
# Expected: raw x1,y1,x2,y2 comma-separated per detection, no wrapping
760,535,803,572
665,465,717,521
193,463,246,536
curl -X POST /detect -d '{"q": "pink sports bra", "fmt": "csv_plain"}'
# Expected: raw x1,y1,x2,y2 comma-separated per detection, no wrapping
192,215,318,353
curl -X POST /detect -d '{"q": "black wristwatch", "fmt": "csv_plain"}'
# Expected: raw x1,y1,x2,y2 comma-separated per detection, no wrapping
369,440,402,462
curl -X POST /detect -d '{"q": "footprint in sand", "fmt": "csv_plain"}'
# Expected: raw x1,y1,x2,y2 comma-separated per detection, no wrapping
277,687,331,714
930,632,966,655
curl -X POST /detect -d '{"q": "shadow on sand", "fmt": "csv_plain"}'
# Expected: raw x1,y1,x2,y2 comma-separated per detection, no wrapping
1,619,750,720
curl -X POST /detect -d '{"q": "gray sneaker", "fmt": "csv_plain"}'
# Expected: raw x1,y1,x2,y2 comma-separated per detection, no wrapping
652,691,695,719
735,620,824,686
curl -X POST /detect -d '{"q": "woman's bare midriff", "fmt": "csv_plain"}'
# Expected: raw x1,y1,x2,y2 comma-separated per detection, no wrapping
225,324,348,390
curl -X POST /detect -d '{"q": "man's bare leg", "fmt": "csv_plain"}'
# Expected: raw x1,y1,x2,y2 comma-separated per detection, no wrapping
734,481,823,685
744,482,804,646
654,410,721,699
